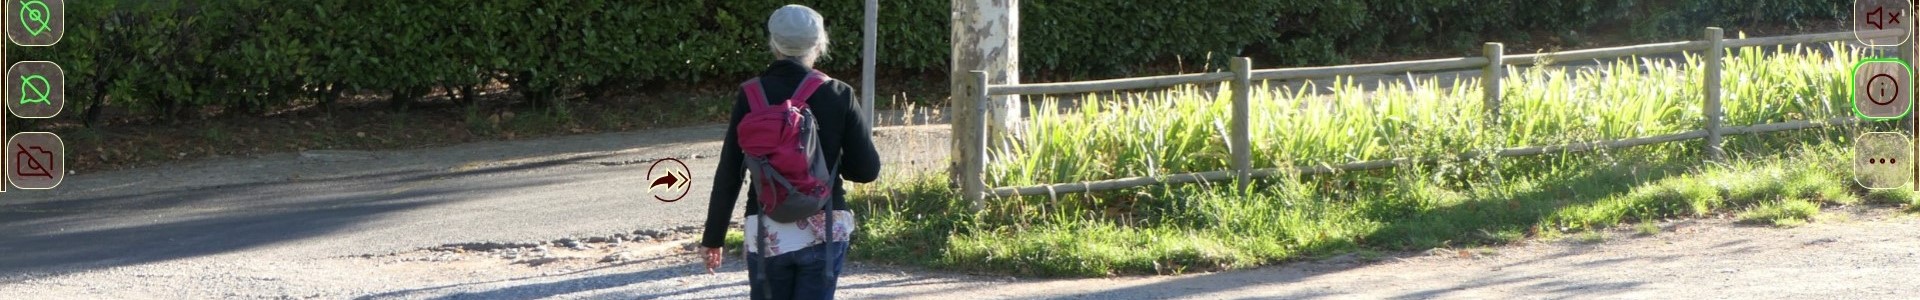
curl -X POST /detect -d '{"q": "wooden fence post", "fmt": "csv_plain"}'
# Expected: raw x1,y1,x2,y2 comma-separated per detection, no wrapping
1703,27,1726,161
1483,43,1504,126
1905,26,1918,192
1900,26,1917,140
1230,57,1253,192
966,71,991,210
1896,25,1912,191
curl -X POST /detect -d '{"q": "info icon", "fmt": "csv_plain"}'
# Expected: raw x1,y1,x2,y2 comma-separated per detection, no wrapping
1852,58,1912,120
5,132,64,190
1856,0,1914,46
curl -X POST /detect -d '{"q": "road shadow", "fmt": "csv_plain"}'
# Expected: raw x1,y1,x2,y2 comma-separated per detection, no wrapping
355,256,1018,300
0,158,580,281
931,159,1698,298
1360,158,1688,251
1,151,628,219
352,255,692,300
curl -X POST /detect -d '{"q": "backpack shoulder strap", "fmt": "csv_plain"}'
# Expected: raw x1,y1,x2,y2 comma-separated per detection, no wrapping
788,71,831,109
741,78,770,111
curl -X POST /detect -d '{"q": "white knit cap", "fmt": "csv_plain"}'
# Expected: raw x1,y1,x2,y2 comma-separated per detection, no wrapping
767,5,828,59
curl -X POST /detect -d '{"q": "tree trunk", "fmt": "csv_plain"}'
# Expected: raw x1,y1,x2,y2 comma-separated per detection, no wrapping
950,0,1019,186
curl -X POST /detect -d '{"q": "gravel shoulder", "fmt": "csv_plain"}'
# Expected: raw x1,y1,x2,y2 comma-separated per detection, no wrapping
849,207,1920,300
344,207,1920,299
11,205,1908,299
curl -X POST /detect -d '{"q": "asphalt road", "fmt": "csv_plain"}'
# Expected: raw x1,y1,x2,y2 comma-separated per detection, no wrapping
0,123,950,286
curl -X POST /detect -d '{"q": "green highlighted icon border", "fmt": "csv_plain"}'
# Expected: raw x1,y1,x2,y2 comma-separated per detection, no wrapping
1851,58,1914,121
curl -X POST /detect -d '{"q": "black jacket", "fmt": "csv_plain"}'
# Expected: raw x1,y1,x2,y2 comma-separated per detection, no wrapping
700,60,882,248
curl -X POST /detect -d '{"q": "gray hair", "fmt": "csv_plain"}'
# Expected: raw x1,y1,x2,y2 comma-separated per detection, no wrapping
767,4,829,67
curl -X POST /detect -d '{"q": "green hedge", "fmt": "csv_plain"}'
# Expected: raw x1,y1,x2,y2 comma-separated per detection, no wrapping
7,0,1841,123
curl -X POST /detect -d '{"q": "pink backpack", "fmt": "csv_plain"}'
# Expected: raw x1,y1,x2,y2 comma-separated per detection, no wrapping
738,71,836,224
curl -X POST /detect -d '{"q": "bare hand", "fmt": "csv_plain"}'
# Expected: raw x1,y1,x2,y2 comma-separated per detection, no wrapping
703,247,725,274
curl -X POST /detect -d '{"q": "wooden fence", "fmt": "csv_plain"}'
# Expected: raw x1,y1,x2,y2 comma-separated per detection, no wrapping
958,27,1910,205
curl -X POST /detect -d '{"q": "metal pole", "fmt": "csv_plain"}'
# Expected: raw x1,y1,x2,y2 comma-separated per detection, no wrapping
862,0,878,126
1703,27,1725,161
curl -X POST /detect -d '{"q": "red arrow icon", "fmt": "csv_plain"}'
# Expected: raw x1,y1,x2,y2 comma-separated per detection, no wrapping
648,158,693,202
652,171,685,190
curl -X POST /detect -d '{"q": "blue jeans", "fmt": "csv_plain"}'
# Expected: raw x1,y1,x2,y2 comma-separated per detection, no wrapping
746,241,848,300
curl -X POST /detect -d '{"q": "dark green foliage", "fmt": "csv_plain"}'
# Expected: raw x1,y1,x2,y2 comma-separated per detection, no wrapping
7,0,1842,121
1630,0,1846,38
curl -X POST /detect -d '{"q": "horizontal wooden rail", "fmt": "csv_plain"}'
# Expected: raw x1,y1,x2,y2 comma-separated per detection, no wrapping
987,117,1860,198
987,72,1231,96
1721,117,1860,135
1503,41,1709,66
1724,29,1900,48
988,170,1241,198
983,29,1902,100
1502,30,1902,65
1249,57,1490,81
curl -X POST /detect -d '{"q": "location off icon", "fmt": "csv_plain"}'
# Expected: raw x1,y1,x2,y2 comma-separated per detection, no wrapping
4,0,63,46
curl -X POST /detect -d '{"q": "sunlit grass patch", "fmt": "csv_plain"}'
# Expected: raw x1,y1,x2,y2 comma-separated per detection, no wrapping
1737,198,1821,227
850,43,1871,277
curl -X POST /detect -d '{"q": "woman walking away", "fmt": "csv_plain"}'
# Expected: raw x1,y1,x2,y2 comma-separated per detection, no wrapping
700,4,882,300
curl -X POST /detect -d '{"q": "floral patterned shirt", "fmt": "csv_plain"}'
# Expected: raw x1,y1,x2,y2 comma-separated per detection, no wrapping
744,209,854,256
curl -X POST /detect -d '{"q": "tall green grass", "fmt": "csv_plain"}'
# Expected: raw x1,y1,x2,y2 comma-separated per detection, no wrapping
850,43,1902,277
998,43,1854,187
